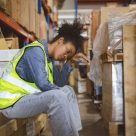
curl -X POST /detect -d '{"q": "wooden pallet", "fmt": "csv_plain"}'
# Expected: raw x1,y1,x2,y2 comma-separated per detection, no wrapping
0,113,17,136
34,114,49,135
101,52,123,63
109,121,124,136
0,113,49,136
0,119,17,136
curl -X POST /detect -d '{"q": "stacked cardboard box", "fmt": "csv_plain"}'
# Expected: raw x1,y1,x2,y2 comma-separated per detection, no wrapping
0,37,19,50
5,0,48,39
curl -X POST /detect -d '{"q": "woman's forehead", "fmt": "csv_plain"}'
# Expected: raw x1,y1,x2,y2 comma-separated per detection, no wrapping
65,42,76,51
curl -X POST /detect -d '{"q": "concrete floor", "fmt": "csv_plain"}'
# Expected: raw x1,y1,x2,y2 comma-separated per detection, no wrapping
77,94,108,136
43,93,108,136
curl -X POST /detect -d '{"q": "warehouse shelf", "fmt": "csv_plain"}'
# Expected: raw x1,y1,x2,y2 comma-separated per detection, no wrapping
0,11,37,42
78,0,125,4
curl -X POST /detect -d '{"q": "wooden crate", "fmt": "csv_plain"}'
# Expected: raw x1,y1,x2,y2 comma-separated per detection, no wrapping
86,77,94,96
101,52,123,63
102,62,124,122
123,25,136,136
102,61,124,136
109,121,124,136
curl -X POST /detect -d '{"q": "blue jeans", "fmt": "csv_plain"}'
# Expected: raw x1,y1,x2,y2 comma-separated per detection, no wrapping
2,85,82,136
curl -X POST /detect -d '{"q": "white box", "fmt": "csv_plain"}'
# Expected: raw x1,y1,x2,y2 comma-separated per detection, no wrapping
0,49,19,77
77,79,87,93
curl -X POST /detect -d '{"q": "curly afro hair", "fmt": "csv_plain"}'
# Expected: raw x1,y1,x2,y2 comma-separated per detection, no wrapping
50,19,84,51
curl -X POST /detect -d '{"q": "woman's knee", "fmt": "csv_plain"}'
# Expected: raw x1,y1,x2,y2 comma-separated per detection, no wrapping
64,85,76,98
53,91,68,103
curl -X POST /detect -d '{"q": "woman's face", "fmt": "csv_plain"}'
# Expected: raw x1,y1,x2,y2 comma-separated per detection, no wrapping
53,38,76,61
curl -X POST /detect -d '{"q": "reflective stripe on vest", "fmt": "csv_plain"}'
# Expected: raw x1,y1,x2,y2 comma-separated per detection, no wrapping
2,75,41,94
0,92,21,99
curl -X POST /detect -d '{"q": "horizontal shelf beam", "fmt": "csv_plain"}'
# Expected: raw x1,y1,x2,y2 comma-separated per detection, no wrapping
0,11,37,41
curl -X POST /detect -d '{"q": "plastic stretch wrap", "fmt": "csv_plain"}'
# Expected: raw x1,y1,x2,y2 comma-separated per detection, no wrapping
112,62,123,121
89,11,136,85
89,22,109,85
0,62,7,77
108,11,136,54
102,62,123,122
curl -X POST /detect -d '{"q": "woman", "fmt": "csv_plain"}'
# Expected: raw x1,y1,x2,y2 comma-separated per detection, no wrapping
0,20,88,136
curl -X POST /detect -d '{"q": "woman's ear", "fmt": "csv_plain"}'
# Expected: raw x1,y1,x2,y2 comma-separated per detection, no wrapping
58,37,64,45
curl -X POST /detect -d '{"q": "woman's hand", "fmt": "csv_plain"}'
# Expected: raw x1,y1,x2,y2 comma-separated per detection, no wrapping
67,53,89,64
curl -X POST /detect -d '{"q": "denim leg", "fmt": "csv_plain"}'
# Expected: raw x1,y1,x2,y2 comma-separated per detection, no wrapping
2,89,79,136
60,85,82,131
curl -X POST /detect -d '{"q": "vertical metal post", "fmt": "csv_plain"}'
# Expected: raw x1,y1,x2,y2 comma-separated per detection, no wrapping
38,0,42,14
75,0,78,19
46,14,50,41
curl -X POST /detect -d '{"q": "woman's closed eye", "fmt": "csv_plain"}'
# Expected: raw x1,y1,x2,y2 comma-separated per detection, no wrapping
67,49,72,55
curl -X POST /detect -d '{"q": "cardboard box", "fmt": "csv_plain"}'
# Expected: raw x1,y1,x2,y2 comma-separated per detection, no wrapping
0,38,19,50
77,79,87,94
0,38,8,50
5,37,19,49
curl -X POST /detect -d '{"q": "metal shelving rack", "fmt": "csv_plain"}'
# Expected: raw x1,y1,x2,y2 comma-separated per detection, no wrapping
0,10,37,42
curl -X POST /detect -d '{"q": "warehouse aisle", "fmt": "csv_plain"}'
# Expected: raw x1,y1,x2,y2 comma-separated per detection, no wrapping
78,94,108,136
42,93,108,136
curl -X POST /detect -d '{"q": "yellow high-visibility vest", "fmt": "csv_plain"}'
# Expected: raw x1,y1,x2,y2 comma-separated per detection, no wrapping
0,41,54,109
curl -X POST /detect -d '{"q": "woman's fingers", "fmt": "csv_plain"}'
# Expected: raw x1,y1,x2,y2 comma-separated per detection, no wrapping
76,53,89,62
80,54,89,62
72,53,89,63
